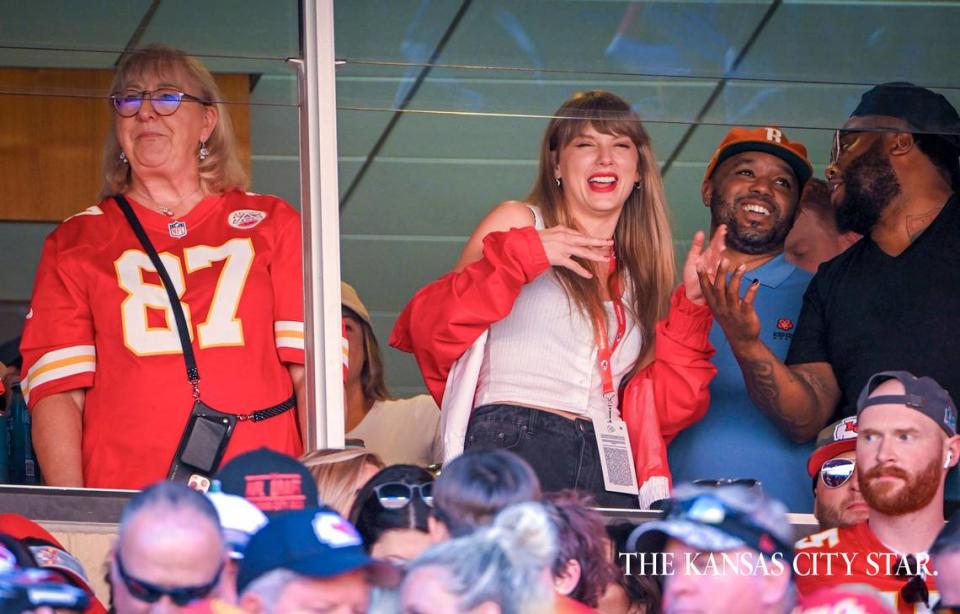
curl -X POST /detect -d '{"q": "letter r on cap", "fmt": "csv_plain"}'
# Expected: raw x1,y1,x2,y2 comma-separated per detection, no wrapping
766,128,783,144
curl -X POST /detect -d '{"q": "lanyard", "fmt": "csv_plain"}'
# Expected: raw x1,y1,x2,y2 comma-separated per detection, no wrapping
594,252,627,421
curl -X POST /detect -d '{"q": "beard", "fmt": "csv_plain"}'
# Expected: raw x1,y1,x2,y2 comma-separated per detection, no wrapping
815,492,868,530
710,191,795,255
835,141,902,234
860,457,942,516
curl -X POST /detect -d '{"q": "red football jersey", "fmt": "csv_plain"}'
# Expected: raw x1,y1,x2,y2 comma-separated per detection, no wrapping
794,521,940,613
20,191,305,489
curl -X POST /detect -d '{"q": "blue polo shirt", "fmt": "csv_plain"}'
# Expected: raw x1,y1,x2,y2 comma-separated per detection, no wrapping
668,254,815,512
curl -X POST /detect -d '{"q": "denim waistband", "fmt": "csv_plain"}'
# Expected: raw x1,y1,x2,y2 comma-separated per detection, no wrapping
471,403,593,435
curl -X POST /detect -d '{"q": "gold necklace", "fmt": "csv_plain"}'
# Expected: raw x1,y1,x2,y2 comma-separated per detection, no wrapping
132,186,203,218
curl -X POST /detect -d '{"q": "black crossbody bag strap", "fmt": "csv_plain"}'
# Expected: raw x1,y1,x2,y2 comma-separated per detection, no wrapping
115,194,201,396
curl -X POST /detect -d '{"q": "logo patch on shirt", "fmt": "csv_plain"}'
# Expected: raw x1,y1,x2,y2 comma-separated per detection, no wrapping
229,209,266,229
168,220,188,239
773,318,795,341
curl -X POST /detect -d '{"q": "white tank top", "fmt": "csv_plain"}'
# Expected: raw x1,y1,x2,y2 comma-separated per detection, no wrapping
473,206,643,418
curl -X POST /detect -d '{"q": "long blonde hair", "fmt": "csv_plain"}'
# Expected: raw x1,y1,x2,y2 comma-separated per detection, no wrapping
100,44,248,198
299,448,385,516
529,90,675,364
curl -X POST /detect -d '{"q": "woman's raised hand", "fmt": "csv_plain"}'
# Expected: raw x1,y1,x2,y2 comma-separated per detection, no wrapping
683,225,727,305
538,226,613,279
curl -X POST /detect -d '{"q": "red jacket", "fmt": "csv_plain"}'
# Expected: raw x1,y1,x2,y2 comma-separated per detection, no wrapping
390,227,716,506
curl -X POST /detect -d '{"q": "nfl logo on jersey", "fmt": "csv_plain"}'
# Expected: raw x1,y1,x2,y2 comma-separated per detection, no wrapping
168,221,187,239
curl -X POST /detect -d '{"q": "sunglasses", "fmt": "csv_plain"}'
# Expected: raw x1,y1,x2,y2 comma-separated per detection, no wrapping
894,554,930,607
819,458,856,489
373,482,433,509
115,551,223,606
692,478,760,489
656,494,794,558
110,88,208,117
829,125,904,165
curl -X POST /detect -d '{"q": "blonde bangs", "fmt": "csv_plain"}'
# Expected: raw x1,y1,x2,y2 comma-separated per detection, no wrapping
528,90,676,370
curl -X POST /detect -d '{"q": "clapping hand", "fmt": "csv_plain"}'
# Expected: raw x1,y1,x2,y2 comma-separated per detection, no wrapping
683,226,727,305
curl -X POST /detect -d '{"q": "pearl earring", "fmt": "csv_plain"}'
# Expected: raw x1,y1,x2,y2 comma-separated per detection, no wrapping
119,151,128,164
199,141,209,161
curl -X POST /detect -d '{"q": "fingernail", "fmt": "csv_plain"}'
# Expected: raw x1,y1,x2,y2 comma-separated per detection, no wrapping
737,264,746,271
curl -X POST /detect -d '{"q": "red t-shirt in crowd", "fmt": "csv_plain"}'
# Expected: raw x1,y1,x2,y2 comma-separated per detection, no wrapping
20,191,305,489
794,521,939,614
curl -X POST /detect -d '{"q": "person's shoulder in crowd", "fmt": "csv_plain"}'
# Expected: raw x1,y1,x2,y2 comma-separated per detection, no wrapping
807,231,869,280
371,394,438,418
795,520,872,555
793,521,876,595
48,199,127,251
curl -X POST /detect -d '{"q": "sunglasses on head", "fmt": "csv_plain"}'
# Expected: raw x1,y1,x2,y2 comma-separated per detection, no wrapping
819,458,856,489
657,494,794,558
373,481,433,509
691,478,760,489
115,551,222,606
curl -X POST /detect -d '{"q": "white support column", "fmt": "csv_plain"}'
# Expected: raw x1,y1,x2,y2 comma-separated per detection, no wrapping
296,0,343,450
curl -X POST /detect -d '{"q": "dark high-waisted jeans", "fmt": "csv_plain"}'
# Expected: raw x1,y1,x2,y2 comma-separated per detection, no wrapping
464,403,639,509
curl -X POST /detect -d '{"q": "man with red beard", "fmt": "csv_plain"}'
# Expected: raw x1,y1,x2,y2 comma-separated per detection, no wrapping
696,84,960,462
795,371,960,613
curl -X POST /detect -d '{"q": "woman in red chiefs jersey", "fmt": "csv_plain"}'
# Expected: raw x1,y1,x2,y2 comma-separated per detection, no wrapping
20,44,305,489
391,90,724,508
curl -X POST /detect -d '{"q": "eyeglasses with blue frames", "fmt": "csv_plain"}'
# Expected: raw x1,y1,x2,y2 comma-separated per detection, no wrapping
115,551,223,606
110,88,208,117
819,458,856,489
373,481,433,509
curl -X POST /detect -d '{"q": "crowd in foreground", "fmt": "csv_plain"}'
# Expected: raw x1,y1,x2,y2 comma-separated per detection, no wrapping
2,367,960,613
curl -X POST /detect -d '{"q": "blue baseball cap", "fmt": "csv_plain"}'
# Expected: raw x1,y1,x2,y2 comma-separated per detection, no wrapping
856,370,958,436
236,508,401,594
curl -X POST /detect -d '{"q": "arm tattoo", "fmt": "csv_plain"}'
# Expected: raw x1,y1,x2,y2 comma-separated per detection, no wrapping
742,359,779,409
742,360,823,437
794,368,828,402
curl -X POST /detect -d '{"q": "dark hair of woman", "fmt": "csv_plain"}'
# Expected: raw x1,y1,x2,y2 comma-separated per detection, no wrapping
349,464,434,550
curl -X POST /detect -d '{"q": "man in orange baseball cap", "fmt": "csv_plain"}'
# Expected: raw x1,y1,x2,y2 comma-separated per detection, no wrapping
670,126,818,512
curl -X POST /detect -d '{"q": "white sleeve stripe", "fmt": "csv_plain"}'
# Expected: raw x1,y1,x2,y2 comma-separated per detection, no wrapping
274,321,304,333
276,337,305,350
26,345,96,381
22,362,96,404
